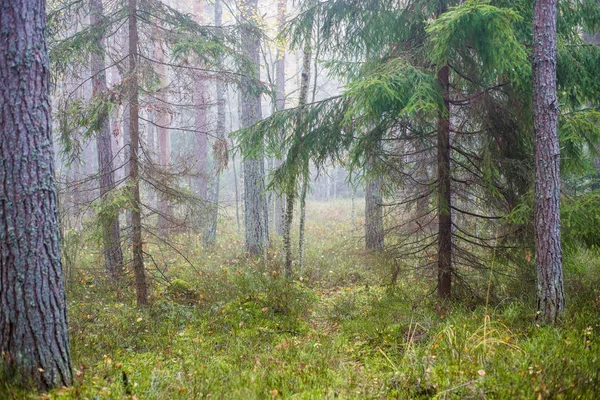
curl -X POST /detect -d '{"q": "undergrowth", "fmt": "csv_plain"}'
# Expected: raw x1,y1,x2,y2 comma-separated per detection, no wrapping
2,200,599,399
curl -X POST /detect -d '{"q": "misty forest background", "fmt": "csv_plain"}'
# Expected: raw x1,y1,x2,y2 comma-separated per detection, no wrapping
2,0,600,398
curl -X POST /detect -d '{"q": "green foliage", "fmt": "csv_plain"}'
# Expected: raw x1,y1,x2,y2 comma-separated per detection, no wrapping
426,1,528,86
559,110,600,176
4,200,597,398
56,93,116,165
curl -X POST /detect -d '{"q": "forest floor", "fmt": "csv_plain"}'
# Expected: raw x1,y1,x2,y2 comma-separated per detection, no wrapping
4,200,600,399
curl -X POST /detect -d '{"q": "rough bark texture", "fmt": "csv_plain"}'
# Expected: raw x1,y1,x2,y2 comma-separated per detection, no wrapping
274,0,287,237
532,0,564,323
203,0,227,247
365,171,384,250
437,65,452,299
0,0,73,390
128,0,148,306
240,0,267,255
90,0,124,281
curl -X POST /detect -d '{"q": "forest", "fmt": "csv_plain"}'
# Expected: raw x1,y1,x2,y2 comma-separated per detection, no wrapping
1,0,600,398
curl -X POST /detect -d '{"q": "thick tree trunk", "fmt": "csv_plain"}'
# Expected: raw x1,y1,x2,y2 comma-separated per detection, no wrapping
0,0,73,390
532,0,564,323
437,64,452,299
203,0,227,247
90,0,124,281
365,170,384,250
240,0,267,255
128,0,148,306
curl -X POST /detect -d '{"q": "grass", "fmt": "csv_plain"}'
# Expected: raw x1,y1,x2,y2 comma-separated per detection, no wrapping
2,200,600,399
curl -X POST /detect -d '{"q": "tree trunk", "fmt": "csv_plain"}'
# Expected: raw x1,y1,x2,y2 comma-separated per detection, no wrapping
0,0,73,390
128,0,148,306
532,0,564,323
298,171,309,268
90,0,124,281
203,0,227,247
240,0,267,255
274,0,287,237
437,64,452,299
193,1,209,207
365,169,384,250
153,23,172,238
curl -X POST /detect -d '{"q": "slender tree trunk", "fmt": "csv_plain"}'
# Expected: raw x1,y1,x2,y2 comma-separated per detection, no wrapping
240,0,266,255
90,0,124,281
274,0,287,236
204,0,227,247
193,1,209,207
283,186,295,277
284,8,313,274
0,0,73,389
437,64,452,299
532,0,564,323
128,0,148,306
153,24,172,237
298,171,309,268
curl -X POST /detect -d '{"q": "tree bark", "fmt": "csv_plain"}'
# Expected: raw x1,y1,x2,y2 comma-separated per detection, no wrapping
274,0,287,237
532,0,564,323
240,0,267,255
0,0,73,390
437,64,452,299
203,0,227,247
90,0,124,281
128,0,148,306
298,171,309,268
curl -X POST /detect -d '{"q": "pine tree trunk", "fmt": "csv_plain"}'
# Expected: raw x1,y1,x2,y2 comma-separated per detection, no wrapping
90,0,124,281
240,0,266,255
128,0,148,306
0,0,73,389
532,0,564,323
437,64,452,299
